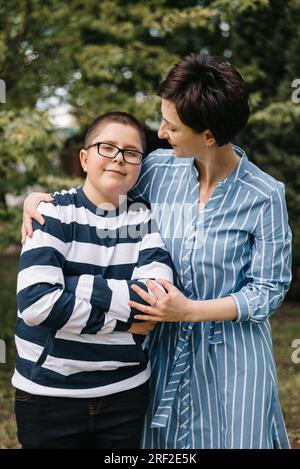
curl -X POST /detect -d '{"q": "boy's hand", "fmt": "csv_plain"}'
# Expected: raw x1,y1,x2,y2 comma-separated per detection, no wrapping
129,321,157,335
21,192,54,244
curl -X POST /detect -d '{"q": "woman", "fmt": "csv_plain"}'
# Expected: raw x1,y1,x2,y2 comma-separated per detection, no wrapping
21,53,292,449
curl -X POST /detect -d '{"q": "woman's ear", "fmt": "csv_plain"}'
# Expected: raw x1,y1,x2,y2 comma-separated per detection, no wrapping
79,149,88,172
203,130,216,149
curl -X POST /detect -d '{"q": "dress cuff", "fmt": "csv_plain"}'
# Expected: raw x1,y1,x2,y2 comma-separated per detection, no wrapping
229,291,251,323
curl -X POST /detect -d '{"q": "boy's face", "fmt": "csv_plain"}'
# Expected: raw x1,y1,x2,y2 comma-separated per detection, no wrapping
80,122,143,205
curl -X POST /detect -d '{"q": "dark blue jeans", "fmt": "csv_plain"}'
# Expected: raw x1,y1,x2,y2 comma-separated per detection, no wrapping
15,381,149,449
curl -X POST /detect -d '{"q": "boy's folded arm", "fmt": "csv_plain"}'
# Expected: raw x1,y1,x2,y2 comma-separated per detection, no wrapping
19,202,175,332
17,205,134,334
17,214,162,334
64,227,175,324
64,275,159,326
17,246,119,335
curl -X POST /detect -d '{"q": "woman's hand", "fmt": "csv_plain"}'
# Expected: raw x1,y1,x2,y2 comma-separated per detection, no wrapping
129,321,157,335
128,279,193,322
21,192,54,244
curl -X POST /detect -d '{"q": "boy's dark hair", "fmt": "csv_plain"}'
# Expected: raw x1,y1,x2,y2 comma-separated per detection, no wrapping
84,111,146,152
158,53,250,146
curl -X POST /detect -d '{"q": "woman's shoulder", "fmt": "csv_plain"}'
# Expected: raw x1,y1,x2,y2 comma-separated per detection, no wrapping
143,148,191,169
241,157,286,201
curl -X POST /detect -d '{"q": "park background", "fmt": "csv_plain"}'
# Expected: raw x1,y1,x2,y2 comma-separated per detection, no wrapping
0,0,299,449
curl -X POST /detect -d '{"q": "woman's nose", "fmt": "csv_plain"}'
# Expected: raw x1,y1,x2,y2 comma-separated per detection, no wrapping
158,121,168,140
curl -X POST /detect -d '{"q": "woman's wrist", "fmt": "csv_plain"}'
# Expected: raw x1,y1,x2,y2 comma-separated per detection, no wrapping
185,296,238,323
185,299,204,322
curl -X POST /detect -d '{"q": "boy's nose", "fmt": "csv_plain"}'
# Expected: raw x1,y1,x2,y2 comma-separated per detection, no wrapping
112,151,125,164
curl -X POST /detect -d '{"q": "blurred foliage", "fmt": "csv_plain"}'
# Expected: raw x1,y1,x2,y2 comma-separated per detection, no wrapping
0,0,299,269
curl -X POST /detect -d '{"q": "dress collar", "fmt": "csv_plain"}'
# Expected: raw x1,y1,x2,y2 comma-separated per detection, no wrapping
220,144,248,188
190,144,248,189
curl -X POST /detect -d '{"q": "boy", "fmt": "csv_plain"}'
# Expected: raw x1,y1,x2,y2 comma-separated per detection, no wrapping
13,112,174,449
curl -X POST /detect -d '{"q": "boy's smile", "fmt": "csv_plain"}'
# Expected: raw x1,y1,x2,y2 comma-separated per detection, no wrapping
104,168,126,176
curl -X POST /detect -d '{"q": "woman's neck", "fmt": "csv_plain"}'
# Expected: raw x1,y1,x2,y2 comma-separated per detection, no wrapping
194,143,240,189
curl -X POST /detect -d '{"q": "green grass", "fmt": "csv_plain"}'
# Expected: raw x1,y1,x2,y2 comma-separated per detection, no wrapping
0,255,20,449
0,254,299,449
271,304,300,448
0,362,19,449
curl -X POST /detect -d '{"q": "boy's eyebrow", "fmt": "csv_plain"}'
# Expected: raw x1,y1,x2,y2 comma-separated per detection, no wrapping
94,139,142,151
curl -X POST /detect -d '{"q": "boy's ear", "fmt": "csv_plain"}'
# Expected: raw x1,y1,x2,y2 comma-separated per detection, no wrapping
79,149,88,172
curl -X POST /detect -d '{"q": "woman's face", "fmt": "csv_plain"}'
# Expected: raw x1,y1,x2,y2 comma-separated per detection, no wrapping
158,99,208,158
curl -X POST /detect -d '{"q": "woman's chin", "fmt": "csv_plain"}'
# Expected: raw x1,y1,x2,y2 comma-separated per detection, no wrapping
173,147,189,158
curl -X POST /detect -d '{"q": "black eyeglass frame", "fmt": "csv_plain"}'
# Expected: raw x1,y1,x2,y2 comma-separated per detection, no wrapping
85,142,144,165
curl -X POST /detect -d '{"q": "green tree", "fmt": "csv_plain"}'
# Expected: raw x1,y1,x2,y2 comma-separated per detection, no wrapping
0,0,80,247
0,0,299,275
0,0,222,248
214,0,300,266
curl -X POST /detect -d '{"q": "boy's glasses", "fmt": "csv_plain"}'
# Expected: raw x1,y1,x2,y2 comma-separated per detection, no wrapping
85,142,144,165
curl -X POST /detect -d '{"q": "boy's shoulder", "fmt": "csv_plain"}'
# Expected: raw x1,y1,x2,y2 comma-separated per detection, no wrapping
37,187,81,220
51,187,80,206
126,197,153,225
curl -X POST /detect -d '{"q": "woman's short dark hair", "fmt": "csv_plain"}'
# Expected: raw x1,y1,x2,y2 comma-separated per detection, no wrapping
158,53,250,146
84,111,146,153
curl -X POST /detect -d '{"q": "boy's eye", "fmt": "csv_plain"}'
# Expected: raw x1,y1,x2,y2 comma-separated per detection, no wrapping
102,144,115,151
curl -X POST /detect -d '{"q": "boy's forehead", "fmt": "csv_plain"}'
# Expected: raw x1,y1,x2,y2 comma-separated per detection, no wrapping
90,122,142,147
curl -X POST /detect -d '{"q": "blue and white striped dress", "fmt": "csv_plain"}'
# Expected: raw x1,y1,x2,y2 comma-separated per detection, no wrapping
130,145,292,449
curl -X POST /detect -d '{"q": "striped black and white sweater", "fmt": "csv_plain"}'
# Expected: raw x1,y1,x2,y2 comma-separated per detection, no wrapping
12,186,174,398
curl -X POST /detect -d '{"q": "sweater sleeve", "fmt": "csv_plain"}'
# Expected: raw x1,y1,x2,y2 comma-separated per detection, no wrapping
17,202,131,335
64,208,174,330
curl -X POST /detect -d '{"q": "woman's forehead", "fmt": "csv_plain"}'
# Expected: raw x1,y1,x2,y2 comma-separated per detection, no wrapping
161,100,181,126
